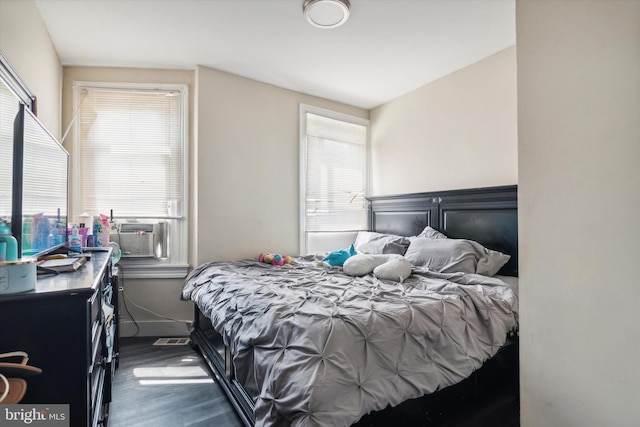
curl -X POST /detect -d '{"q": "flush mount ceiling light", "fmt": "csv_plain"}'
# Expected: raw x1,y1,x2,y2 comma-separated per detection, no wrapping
303,0,351,29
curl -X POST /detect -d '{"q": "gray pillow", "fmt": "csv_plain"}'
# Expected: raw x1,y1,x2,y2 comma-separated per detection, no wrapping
354,231,410,255
417,226,448,239
404,238,510,276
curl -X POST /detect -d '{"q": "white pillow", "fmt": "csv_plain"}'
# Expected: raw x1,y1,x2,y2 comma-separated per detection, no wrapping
373,258,412,283
343,254,388,276
343,254,411,282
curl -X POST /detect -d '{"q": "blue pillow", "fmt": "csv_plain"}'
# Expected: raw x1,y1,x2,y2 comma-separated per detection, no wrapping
323,244,356,267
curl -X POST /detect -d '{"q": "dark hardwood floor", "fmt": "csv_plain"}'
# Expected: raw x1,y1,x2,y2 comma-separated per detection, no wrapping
109,337,519,427
108,337,243,427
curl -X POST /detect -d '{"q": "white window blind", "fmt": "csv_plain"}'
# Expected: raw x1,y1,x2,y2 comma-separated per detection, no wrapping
77,87,182,218
305,113,367,230
301,106,369,254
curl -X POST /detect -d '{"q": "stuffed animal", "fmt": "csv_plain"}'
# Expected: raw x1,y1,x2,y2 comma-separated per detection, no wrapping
322,244,356,267
259,253,291,266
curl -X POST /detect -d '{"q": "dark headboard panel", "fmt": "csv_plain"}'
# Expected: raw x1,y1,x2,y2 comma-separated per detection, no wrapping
367,193,438,237
368,185,518,276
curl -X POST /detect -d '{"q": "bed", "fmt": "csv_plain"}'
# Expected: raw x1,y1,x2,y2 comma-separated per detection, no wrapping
182,185,519,427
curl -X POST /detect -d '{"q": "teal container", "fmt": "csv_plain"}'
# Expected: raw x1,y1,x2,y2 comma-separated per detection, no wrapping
0,221,18,261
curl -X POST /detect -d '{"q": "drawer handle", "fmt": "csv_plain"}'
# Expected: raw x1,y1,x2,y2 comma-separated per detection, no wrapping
94,357,106,370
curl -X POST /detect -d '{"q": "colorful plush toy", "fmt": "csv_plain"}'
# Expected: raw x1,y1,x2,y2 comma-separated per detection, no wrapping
259,253,292,266
322,244,356,267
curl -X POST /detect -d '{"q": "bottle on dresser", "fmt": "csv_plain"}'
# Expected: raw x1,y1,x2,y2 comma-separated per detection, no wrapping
94,214,111,247
69,224,82,253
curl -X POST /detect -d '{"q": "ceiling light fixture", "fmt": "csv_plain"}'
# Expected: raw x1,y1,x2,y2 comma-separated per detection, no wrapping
303,0,351,29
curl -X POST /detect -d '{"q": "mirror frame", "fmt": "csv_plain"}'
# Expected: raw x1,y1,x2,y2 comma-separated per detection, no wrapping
0,51,35,112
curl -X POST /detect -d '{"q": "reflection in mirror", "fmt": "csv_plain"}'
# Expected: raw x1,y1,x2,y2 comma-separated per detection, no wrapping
0,78,20,223
13,106,69,257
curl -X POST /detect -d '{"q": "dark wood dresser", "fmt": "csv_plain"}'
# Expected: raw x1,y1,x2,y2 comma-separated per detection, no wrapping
0,249,119,427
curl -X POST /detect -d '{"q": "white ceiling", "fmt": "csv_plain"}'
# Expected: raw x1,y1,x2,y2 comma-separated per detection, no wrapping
36,0,515,110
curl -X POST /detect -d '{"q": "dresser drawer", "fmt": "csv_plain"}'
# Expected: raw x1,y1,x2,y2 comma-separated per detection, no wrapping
90,336,105,409
89,287,102,326
90,367,105,427
104,357,116,404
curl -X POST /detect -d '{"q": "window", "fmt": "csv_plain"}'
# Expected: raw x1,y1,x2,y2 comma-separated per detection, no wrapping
72,82,188,277
300,104,369,254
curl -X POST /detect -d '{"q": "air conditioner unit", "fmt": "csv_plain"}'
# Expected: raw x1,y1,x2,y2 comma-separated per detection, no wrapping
109,222,168,258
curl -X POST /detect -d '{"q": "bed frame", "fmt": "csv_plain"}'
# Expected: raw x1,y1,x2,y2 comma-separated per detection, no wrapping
189,185,518,426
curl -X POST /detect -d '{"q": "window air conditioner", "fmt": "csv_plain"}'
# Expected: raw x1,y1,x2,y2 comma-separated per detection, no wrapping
109,222,168,258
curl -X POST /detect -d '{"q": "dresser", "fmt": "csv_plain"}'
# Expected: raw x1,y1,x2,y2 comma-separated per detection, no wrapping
0,250,119,427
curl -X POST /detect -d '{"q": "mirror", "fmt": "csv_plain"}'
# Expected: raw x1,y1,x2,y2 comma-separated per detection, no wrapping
1,51,68,258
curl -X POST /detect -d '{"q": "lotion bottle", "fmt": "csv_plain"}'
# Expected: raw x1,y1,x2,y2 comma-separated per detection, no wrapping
69,224,82,253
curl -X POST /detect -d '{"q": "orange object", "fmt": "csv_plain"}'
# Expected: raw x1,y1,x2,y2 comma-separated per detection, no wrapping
0,375,27,404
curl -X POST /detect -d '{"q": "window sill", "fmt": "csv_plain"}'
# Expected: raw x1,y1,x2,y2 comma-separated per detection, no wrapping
115,263,190,279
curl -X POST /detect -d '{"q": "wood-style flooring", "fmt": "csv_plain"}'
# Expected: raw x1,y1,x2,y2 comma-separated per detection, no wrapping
108,337,243,427
108,337,519,427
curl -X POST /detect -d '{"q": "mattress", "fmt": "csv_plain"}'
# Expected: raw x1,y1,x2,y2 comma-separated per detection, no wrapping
182,255,519,427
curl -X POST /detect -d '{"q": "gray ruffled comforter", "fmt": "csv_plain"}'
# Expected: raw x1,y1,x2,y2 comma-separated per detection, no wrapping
181,255,518,427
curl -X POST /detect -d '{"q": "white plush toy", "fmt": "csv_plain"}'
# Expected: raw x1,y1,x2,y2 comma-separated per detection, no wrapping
343,254,412,283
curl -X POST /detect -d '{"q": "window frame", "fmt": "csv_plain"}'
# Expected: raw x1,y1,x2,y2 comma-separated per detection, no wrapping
72,81,189,278
299,104,370,255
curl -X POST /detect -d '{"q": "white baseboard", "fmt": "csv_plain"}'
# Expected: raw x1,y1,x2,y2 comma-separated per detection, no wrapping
119,320,191,337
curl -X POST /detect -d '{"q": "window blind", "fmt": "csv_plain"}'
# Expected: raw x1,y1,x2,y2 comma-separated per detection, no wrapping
77,87,182,218
304,112,367,232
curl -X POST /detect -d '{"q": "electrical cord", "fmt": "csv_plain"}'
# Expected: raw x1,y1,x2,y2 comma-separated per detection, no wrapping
118,264,187,326
117,265,140,337
113,222,188,332
122,290,186,324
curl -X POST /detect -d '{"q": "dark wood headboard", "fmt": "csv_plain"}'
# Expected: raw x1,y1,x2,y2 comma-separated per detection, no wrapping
368,185,518,276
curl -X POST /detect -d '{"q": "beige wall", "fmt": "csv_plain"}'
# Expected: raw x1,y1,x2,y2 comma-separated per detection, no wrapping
517,1,640,426
0,0,62,137
195,65,367,265
369,46,517,196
